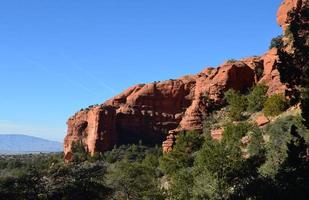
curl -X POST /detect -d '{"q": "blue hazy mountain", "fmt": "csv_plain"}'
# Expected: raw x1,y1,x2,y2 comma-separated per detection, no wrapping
0,134,63,154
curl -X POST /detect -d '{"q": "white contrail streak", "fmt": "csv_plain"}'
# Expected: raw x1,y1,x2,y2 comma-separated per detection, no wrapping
59,54,117,94
25,58,94,95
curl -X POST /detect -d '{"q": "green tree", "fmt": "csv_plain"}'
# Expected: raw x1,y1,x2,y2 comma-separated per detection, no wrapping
46,162,112,200
259,116,309,199
263,94,287,117
159,132,203,200
259,116,309,176
193,123,261,200
167,168,194,200
247,84,269,112
107,161,164,200
160,131,203,175
71,140,89,163
269,35,283,49
224,89,247,120
275,6,309,128
0,169,46,200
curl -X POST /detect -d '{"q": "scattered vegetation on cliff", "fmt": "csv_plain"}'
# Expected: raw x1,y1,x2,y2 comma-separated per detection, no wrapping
263,94,288,117
269,35,284,49
224,89,248,120
275,3,309,129
247,84,269,112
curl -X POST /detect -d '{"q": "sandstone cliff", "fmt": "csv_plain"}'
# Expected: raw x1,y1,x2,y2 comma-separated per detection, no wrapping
64,0,306,161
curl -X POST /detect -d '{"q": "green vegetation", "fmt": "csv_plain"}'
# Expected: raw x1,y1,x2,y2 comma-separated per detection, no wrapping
301,88,309,128
255,66,264,79
258,116,309,199
193,129,252,200
263,94,288,117
160,132,203,176
1,112,308,200
224,85,288,118
226,59,237,63
223,85,290,119
269,35,283,49
275,6,309,129
1,88,308,200
0,145,164,200
247,84,268,112
224,89,247,120
108,161,164,200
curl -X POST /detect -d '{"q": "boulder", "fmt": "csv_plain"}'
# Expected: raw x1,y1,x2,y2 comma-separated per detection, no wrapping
211,128,224,141
255,115,270,127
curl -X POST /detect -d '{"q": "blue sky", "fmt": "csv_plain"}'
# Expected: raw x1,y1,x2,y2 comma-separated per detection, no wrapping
0,0,282,142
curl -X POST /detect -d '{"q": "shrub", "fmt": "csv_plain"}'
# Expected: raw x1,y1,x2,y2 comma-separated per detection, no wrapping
223,122,251,145
107,161,164,200
224,89,248,120
259,116,309,177
255,67,264,79
193,125,258,200
247,84,269,112
226,59,238,63
71,140,89,163
263,94,288,117
269,35,283,49
159,131,203,175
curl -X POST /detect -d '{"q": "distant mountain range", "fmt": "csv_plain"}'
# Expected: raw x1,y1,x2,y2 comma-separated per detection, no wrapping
0,134,63,154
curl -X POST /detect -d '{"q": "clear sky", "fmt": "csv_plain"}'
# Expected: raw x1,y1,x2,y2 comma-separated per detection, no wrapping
0,0,282,142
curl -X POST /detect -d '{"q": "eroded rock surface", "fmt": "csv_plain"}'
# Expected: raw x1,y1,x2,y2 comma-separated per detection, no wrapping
64,53,287,160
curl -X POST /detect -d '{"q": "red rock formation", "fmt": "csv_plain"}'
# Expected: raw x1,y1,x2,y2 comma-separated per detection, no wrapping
64,0,301,160
64,56,287,159
277,0,305,32
162,134,176,153
211,128,224,141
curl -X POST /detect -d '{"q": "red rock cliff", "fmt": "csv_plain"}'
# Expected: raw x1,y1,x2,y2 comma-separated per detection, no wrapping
64,0,303,161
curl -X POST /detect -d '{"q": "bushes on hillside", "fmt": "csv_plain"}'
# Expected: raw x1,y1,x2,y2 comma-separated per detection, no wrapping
263,94,288,117
193,123,262,200
301,88,309,128
247,84,269,112
224,89,247,120
224,85,289,118
159,131,204,199
258,116,309,199
107,161,164,200
159,131,203,176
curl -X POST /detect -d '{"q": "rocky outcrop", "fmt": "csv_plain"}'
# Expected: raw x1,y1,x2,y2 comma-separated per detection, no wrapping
255,115,270,127
211,128,224,141
277,0,308,32
64,53,287,160
64,0,301,160
162,134,176,153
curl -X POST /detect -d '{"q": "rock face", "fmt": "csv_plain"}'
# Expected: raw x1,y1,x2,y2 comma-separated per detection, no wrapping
64,0,301,160
64,53,286,160
277,0,306,32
